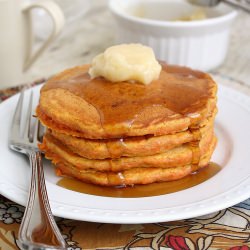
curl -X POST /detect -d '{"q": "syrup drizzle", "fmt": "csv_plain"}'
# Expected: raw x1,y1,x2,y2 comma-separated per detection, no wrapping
188,127,202,166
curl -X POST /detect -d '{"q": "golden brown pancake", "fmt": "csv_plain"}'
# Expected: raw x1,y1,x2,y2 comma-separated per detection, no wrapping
53,137,217,186
48,110,216,159
40,128,215,172
36,63,217,139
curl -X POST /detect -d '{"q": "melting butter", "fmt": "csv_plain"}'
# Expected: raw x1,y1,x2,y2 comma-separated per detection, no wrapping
88,44,162,85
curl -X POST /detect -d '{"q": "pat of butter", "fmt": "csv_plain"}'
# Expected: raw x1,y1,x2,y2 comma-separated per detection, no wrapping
88,44,162,85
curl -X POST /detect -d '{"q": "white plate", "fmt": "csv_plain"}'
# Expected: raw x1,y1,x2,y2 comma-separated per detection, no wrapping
0,84,249,224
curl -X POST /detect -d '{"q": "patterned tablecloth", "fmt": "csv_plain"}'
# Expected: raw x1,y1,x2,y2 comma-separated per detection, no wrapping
0,78,250,250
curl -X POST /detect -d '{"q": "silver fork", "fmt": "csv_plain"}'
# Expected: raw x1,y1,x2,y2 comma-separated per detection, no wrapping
8,91,66,250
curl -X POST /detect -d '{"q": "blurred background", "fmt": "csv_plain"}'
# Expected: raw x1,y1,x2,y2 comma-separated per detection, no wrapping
24,0,112,83
5,0,250,85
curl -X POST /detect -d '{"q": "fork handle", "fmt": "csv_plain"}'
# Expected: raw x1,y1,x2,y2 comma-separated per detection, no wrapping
18,151,66,250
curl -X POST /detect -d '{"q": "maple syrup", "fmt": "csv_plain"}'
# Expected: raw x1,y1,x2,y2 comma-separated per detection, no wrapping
57,162,221,198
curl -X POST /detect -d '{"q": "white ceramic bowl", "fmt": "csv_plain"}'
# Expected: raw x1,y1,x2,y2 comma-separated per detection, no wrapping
109,0,237,71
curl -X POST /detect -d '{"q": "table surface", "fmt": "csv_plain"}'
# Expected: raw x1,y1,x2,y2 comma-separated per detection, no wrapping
0,1,250,249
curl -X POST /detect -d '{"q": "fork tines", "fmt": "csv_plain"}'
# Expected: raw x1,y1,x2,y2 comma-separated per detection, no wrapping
10,91,44,150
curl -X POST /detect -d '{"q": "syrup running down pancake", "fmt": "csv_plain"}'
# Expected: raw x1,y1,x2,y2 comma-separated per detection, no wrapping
37,61,217,187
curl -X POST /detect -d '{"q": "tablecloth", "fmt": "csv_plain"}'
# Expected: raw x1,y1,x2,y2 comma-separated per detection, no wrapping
0,80,249,250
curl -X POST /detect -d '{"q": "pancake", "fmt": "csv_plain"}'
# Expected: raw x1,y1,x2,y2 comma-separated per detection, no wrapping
48,110,216,159
36,59,218,187
53,137,217,186
40,128,215,172
36,63,217,139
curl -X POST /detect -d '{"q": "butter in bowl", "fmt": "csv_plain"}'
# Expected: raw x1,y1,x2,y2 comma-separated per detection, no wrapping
109,0,237,71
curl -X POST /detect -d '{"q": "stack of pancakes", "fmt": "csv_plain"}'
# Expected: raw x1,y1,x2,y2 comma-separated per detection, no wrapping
36,63,217,186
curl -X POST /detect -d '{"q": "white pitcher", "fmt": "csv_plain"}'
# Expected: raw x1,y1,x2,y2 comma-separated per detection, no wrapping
0,0,65,89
